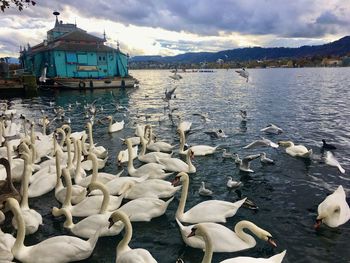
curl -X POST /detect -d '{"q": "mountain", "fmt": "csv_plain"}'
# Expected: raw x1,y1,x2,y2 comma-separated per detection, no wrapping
130,36,350,64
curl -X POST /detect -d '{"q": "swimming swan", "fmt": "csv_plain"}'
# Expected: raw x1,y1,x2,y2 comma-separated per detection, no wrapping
7,197,101,263
315,185,350,228
176,219,278,252
138,135,172,163
0,158,21,211
172,172,246,223
187,224,286,263
109,210,158,263
0,210,15,262
156,148,196,173
278,141,312,158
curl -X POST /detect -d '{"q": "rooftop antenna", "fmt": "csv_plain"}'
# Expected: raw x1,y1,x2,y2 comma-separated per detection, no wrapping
74,17,77,26
117,40,120,51
53,11,60,26
103,29,106,41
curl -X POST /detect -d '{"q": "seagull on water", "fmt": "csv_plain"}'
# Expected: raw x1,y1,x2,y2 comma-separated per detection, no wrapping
243,137,279,149
232,153,260,173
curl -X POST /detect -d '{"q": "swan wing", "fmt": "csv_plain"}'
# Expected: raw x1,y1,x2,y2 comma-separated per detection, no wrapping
117,248,157,263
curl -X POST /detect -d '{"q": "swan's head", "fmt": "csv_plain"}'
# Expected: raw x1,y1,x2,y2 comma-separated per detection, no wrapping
108,210,128,229
258,229,277,247
188,149,194,159
278,141,293,147
172,172,188,186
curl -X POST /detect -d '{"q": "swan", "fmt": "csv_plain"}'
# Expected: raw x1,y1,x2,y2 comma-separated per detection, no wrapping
0,158,21,211
243,138,279,149
105,116,124,133
61,124,86,141
118,195,174,222
78,136,107,171
260,124,283,134
260,152,275,164
232,153,260,173
109,210,158,263
52,206,124,239
178,120,192,133
198,182,213,196
226,177,242,189
176,219,278,252
178,128,219,156
89,174,146,196
145,125,174,152
156,148,196,173
6,197,101,263
315,185,350,228
0,210,15,262
125,138,172,179
2,115,20,138
75,151,117,187
54,150,87,205
0,141,25,182
60,169,124,217
138,135,172,163
86,122,108,159
122,179,181,199
120,136,140,146
117,145,138,165
323,151,345,174
172,172,246,223
278,140,312,158
11,152,42,235
187,223,286,263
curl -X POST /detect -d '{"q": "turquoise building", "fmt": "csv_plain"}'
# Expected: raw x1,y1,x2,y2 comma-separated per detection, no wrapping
20,13,129,81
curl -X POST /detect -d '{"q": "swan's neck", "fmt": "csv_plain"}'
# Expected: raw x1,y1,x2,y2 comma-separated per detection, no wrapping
11,202,26,253
22,119,27,137
75,140,82,179
179,130,185,152
30,124,35,144
88,124,94,150
66,137,73,169
176,176,189,219
117,215,133,255
71,138,77,164
81,135,89,156
43,120,47,135
146,126,154,146
6,142,12,167
20,155,31,209
108,118,113,132
4,156,16,194
55,152,63,191
62,171,73,208
139,136,147,156
126,142,136,173
234,221,258,247
200,230,213,263
186,151,194,170
98,185,110,213
90,154,99,183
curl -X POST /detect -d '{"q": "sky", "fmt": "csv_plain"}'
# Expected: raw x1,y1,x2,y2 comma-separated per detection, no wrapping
0,0,349,58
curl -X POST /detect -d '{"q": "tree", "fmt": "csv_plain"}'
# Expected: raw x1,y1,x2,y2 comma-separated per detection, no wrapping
1,0,36,12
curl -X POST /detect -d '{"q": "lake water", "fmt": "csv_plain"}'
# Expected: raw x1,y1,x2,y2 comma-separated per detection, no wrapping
1,68,350,263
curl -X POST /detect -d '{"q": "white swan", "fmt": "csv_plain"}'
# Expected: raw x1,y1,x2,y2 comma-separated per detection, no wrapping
75,151,117,187
7,197,101,263
117,145,138,165
172,172,246,223
118,195,174,222
138,135,172,163
156,148,196,173
106,116,124,133
109,210,158,263
122,179,181,199
0,158,21,211
86,122,108,159
176,219,277,252
125,138,172,179
52,206,124,239
315,185,350,228
54,150,87,205
145,125,174,152
178,128,219,156
0,141,25,182
12,152,42,235
187,223,286,263
60,169,124,217
0,210,15,262
278,140,312,158
178,120,192,133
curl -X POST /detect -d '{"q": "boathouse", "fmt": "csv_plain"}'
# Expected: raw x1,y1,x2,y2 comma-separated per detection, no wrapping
19,13,129,81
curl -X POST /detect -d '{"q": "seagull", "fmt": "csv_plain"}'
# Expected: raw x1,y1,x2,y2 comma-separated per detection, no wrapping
226,176,242,188
164,87,177,100
204,129,227,139
322,151,345,174
198,181,213,196
243,137,279,149
222,149,233,158
235,68,249,82
232,153,260,172
260,124,283,134
322,139,337,150
260,152,275,164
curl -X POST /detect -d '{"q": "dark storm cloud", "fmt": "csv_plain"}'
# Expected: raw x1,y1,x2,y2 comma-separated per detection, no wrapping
41,0,348,38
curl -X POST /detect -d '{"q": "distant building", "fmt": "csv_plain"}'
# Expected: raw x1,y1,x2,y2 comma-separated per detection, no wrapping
321,58,342,67
19,13,129,80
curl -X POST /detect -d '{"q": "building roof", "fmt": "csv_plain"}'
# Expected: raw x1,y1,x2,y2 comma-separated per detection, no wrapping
55,30,104,43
